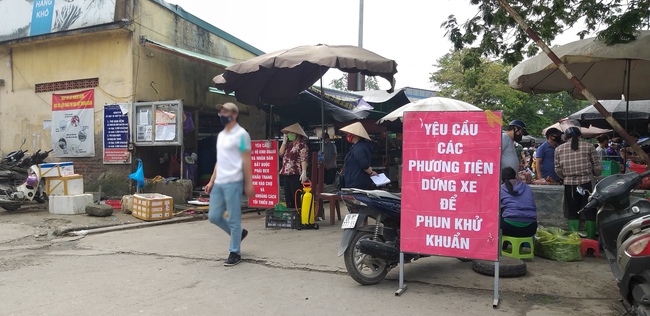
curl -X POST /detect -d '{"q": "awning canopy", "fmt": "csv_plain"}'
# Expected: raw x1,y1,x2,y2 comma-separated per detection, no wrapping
143,38,233,69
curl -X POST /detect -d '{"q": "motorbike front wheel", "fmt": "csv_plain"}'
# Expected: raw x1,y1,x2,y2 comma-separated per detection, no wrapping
344,230,389,285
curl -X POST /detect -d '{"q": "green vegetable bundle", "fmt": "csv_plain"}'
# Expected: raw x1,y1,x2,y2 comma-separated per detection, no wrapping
534,227,583,262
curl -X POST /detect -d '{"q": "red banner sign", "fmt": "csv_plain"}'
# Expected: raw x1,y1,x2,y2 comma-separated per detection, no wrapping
400,111,502,261
52,90,94,111
249,140,279,208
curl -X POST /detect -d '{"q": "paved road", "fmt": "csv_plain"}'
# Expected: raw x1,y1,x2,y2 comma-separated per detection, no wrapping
0,213,623,315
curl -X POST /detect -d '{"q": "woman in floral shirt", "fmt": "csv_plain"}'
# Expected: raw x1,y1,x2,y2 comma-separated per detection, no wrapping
279,123,309,208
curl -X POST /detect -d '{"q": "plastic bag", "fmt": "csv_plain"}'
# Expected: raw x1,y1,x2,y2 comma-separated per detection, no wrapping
534,227,583,262
333,170,344,189
129,158,145,188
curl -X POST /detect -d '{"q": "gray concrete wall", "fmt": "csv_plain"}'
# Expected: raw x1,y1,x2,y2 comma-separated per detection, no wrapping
532,185,648,229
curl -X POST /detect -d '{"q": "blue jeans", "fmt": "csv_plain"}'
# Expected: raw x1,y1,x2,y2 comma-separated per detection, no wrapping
208,181,243,254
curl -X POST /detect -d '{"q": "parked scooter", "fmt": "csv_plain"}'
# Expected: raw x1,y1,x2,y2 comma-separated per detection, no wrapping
0,144,52,211
338,188,425,285
579,170,650,315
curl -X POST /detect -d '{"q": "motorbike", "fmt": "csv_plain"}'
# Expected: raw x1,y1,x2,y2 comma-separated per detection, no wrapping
579,169,650,315
0,145,52,211
337,188,425,285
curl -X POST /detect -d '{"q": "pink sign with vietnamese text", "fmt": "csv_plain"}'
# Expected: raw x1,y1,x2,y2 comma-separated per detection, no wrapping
400,111,502,261
249,140,279,208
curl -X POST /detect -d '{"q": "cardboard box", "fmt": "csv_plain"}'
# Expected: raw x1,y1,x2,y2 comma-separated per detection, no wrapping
45,174,84,196
48,194,93,215
132,193,173,221
38,162,74,178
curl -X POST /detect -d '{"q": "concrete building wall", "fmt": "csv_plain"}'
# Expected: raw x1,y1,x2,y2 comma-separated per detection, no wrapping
0,30,133,155
0,0,266,196
131,0,266,139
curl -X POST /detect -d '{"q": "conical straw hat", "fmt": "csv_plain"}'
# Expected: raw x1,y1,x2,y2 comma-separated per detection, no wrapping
340,122,370,140
281,123,307,137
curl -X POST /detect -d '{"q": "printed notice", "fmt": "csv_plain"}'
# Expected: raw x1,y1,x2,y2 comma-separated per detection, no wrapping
103,104,130,164
248,140,279,208
400,111,502,261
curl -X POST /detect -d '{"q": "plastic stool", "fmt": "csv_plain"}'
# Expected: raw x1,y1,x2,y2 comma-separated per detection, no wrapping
581,238,600,258
501,235,534,260
316,193,342,225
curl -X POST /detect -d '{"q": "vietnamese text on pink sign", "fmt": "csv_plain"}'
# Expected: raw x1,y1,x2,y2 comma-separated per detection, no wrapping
249,140,280,208
400,111,502,261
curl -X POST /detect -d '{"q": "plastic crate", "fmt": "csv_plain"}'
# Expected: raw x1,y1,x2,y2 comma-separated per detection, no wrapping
601,160,620,176
265,209,298,229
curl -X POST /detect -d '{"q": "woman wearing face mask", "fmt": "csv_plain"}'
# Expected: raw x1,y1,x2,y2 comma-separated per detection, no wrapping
279,123,309,209
554,127,602,239
340,122,376,189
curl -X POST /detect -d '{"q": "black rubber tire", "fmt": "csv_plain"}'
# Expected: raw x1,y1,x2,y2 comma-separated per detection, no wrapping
1,204,22,212
343,230,389,285
472,256,527,278
34,193,48,204
635,303,650,316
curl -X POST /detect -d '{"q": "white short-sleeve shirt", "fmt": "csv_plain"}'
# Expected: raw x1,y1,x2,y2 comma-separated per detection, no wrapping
215,123,251,184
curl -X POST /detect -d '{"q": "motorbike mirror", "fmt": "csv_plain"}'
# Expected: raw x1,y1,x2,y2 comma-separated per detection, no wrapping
19,138,26,149
576,186,591,196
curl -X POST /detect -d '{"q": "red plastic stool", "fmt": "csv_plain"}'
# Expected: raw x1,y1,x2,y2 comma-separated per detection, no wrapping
581,238,600,258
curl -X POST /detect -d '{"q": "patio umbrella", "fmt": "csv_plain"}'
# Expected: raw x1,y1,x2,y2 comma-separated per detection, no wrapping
213,44,397,106
376,96,482,124
509,30,650,101
541,120,612,138
509,30,650,131
567,99,650,131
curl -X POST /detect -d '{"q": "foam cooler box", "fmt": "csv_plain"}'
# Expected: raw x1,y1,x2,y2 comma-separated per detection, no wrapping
45,174,84,195
38,162,74,178
48,194,94,215
132,193,173,221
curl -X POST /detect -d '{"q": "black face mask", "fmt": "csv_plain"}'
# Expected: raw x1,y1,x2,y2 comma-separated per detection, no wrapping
514,133,522,142
219,115,233,125
551,136,563,144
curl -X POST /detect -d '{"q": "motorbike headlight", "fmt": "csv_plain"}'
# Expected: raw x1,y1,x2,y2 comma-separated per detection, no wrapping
625,236,650,257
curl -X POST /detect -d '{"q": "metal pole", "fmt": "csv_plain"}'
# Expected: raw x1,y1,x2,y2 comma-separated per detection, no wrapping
320,76,325,153
497,0,650,167
357,0,364,91
395,252,408,296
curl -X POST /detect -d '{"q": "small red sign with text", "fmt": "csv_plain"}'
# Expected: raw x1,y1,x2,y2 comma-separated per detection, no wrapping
248,140,280,208
400,111,502,261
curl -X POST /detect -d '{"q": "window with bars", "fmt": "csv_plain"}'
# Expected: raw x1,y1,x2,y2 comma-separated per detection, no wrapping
35,78,99,93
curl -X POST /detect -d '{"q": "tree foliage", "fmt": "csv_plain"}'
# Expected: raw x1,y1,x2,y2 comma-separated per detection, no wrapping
442,0,650,65
329,73,380,91
430,49,587,136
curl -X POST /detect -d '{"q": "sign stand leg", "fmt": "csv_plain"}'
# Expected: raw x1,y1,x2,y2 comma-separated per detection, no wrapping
395,252,407,296
493,258,500,308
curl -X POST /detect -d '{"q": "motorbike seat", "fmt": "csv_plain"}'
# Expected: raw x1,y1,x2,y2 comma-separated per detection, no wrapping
342,188,401,201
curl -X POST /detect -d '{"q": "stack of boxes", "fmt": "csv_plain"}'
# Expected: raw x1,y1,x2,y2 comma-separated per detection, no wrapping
39,162,93,214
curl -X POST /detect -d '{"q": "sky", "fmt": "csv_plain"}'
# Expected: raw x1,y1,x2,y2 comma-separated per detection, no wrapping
168,0,591,92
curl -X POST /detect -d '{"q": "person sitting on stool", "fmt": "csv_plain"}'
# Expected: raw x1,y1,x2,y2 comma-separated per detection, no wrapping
500,167,538,237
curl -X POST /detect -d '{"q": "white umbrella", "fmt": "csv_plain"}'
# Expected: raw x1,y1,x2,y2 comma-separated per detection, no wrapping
377,97,482,124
